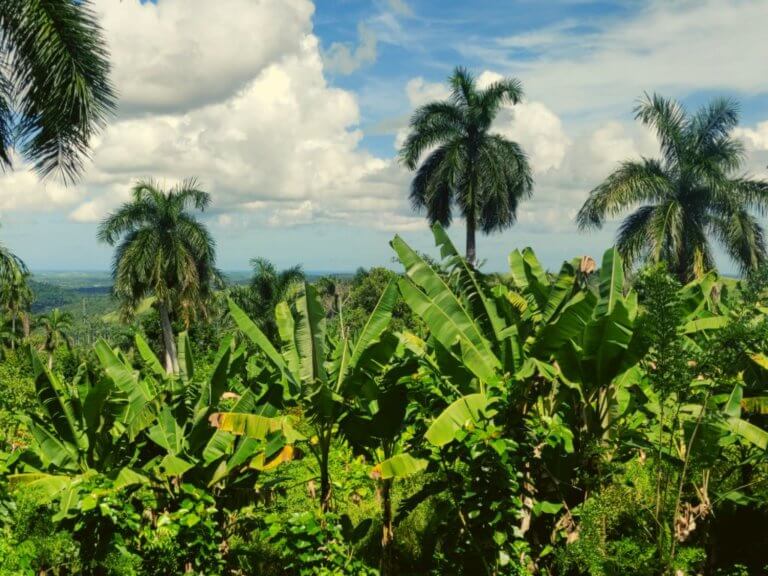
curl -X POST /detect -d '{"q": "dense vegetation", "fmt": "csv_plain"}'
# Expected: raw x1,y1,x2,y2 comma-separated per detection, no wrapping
1,2,768,574
1,224,767,575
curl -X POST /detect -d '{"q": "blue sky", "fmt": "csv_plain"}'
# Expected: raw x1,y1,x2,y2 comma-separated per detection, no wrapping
2,0,767,273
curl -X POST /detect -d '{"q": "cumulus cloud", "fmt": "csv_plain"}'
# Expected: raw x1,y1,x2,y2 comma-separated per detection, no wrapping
323,23,378,75
32,0,410,232
0,155,84,213
736,122,768,151
405,77,450,108
100,0,314,115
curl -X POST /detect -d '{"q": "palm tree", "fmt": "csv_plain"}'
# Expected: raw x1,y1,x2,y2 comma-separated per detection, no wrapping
97,179,219,374
229,258,304,340
577,94,768,282
0,267,33,349
39,308,73,369
0,231,29,348
0,0,115,181
399,66,533,265
0,231,26,282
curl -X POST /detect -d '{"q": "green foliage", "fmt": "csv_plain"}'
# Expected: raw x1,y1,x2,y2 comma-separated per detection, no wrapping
261,511,378,575
0,348,35,447
342,267,417,336
3,224,768,575
228,258,305,341
0,486,81,575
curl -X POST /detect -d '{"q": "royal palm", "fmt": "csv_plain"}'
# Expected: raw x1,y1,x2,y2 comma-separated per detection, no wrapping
1,268,33,348
39,308,73,369
229,258,304,340
577,94,768,282
98,179,218,374
399,67,533,264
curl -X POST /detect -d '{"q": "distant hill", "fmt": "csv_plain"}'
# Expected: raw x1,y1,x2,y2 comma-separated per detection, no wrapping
29,279,115,316
27,269,359,315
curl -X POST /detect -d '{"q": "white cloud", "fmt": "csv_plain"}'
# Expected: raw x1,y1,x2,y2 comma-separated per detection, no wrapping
404,77,450,107
323,23,378,75
736,121,768,151
39,0,411,233
462,0,768,119
100,0,314,115
0,155,84,213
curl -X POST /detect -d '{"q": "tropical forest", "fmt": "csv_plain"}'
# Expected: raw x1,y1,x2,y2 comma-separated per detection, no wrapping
0,1,767,575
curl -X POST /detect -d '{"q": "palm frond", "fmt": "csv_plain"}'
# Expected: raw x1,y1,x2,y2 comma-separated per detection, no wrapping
410,141,463,226
616,205,655,272
576,159,672,230
399,102,464,169
710,210,766,274
647,198,683,266
476,77,523,128
476,135,532,232
0,0,115,181
448,66,476,108
0,72,13,169
173,178,211,212
634,93,686,168
690,97,740,150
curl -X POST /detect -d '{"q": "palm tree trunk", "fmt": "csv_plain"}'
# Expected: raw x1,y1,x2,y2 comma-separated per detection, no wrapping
466,214,477,266
159,303,179,375
10,313,15,350
22,313,30,338
379,477,395,576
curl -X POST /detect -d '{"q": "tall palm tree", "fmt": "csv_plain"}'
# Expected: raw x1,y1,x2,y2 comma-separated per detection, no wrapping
0,0,115,181
97,179,219,374
0,236,26,284
38,308,73,369
0,267,33,349
229,258,304,340
577,94,768,282
399,66,533,265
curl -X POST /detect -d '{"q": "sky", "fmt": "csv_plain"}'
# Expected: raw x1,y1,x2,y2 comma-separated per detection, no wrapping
2,0,768,273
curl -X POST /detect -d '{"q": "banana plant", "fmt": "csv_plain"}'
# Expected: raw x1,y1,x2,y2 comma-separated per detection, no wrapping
336,334,423,574
391,224,602,390
20,348,123,475
552,248,646,440
10,330,283,521
9,346,149,519
118,330,293,488
219,279,399,511
388,227,654,557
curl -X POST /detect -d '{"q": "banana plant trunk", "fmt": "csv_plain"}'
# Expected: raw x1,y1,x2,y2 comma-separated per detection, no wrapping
159,302,179,375
320,439,332,512
379,477,395,575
